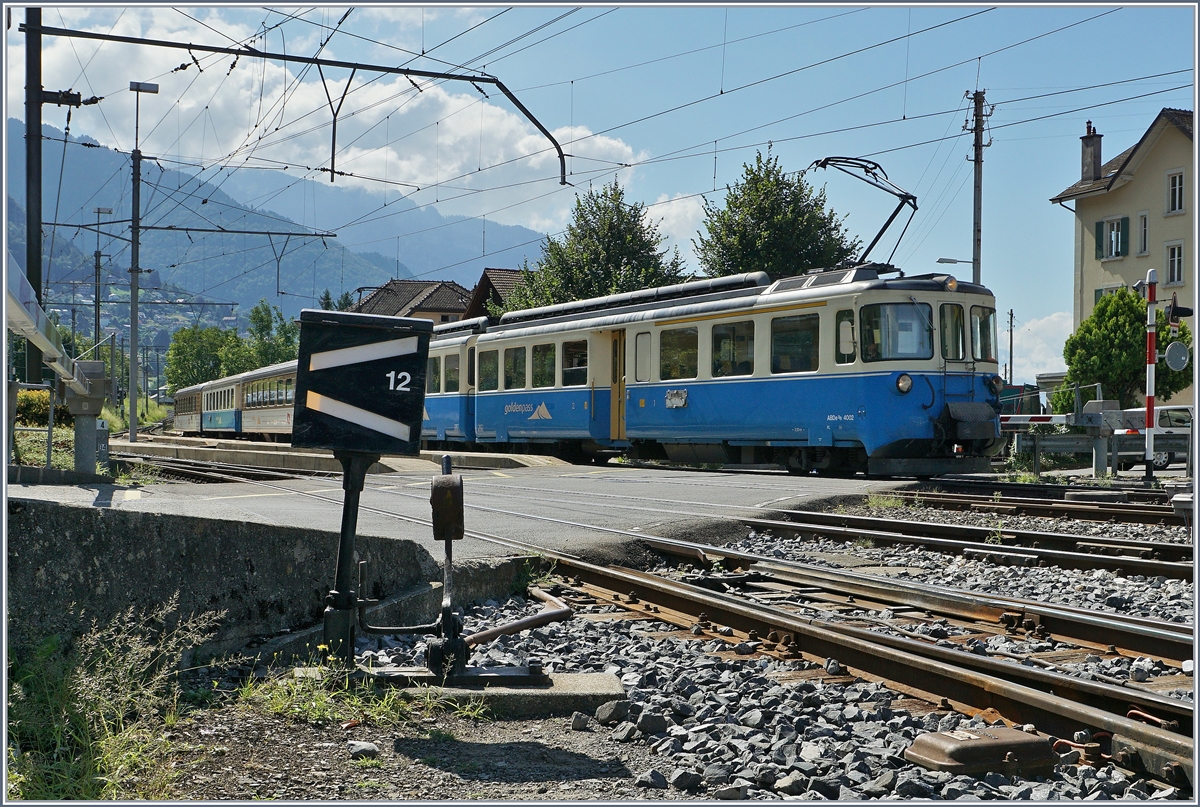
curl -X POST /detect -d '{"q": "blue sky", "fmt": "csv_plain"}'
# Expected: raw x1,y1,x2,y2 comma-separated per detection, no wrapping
5,5,1196,383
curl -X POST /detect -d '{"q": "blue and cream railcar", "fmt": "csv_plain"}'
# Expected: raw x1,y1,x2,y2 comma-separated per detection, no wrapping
423,317,486,446
172,386,203,435
472,266,1004,475
200,377,241,434
239,361,298,440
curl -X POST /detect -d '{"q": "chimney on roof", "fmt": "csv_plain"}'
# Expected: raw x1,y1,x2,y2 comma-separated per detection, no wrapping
1080,120,1103,182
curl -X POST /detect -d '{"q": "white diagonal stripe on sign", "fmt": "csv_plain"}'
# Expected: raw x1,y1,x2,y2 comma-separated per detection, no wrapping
306,391,410,442
309,336,419,371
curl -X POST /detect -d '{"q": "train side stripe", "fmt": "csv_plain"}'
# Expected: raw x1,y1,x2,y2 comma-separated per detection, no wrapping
308,336,419,371
305,391,411,441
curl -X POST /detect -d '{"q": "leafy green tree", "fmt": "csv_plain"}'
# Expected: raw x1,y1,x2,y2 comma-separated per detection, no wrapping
165,325,233,394
694,149,861,279
501,179,686,312
1050,288,1192,411
318,288,335,310
336,291,355,311
243,299,299,368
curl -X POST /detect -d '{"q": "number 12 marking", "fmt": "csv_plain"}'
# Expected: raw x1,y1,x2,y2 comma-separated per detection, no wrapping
385,371,411,391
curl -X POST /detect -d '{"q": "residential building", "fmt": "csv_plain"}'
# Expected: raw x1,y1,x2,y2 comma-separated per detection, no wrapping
462,267,525,322
1049,108,1193,406
351,279,470,323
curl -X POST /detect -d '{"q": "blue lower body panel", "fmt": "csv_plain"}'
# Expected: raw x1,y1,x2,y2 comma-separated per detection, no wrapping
424,394,473,442
474,388,605,442
203,409,240,432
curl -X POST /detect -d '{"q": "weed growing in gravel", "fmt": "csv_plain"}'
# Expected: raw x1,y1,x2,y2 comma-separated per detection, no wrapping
852,538,875,550
6,595,223,800
351,759,383,769
451,695,491,721
866,494,904,509
512,556,557,593
985,520,1006,545
114,461,164,486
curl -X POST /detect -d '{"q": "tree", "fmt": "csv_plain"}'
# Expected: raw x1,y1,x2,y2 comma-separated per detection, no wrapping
318,288,335,310
694,149,861,279
336,291,355,311
1051,288,1192,411
165,325,234,394
501,179,686,312
238,299,299,369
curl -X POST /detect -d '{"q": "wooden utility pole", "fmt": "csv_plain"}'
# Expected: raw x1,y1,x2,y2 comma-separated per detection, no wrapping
966,90,991,287
1008,309,1015,384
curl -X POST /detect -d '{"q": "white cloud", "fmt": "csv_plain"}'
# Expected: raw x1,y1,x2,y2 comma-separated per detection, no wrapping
1004,310,1072,386
650,192,706,271
5,8,643,240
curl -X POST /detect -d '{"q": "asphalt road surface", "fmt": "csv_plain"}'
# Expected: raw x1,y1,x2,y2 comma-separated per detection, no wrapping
11,462,903,564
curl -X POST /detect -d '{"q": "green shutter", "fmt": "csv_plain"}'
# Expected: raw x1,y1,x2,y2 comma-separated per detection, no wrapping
1119,217,1130,256
1095,221,1105,259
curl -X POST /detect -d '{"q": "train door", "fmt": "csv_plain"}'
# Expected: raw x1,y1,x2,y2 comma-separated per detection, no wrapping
609,330,627,440
466,346,476,421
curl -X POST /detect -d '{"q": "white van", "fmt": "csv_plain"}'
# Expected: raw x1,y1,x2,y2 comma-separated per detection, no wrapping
1119,405,1192,469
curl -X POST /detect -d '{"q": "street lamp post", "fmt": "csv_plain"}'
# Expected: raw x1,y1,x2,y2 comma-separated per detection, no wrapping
128,81,158,443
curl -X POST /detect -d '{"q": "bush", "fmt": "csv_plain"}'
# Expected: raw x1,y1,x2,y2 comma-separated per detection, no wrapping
16,389,73,427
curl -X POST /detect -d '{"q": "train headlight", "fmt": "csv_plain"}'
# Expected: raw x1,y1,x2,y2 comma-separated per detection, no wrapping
943,276,958,292
896,373,913,394
986,374,1005,395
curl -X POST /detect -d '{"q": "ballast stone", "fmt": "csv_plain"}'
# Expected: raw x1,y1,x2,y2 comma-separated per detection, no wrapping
346,741,379,760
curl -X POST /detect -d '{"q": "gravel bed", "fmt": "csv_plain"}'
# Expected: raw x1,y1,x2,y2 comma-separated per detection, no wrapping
354,595,1180,800
823,502,1191,544
729,531,1194,625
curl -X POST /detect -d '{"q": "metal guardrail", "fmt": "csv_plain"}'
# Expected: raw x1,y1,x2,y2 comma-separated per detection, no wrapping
1014,433,1191,456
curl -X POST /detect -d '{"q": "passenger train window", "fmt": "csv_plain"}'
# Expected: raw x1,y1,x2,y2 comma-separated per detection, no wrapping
940,304,966,361
970,306,999,362
427,357,441,394
445,354,461,393
771,314,819,373
285,378,294,404
660,328,698,380
532,344,555,388
713,321,754,377
562,341,588,387
835,310,856,364
504,347,527,390
467,348,476,387
634,333,651,383
479,350,499,391
860,303,933,361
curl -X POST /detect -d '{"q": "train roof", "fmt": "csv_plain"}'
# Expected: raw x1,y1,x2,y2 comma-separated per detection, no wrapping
173,359,299,397
478,265,993,342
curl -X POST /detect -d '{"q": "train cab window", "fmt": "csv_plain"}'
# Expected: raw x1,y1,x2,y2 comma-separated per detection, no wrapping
479,350,499,391
970,306,999,362
712,321,754,377
941,304,966,361
771,314,819,373
532,344,555,388
445,354,461,393
634,333,652,382
860,303,933,361
660,327,698,380
835,310,856,364
562,340,588,387
504,347,527,390
426,357,441,394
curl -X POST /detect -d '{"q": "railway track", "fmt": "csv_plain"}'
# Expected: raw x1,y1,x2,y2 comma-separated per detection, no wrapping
889,490,1183,526
924,477,1172,505
108,454,1195,787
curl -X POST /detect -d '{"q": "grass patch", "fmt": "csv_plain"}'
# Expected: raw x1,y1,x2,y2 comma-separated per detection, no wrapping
865,494,904,509
11,425,76,470
6,595,223,800
511,557,557,594
114,461,164,486
450,695,491,721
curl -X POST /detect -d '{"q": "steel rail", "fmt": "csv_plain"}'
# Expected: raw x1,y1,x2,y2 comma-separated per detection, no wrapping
103,463,1194,785
923,477,1171,504
890,490,1183,525
417,480,1193,564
